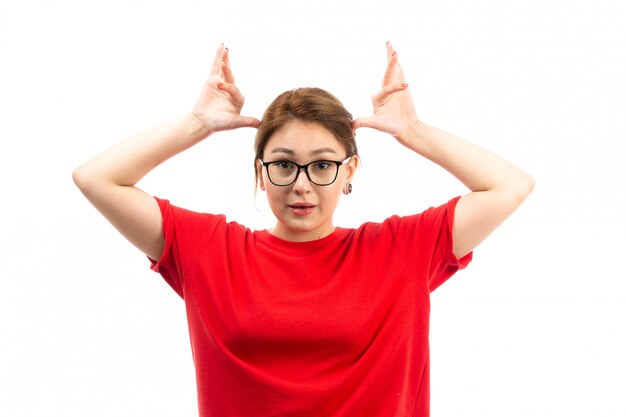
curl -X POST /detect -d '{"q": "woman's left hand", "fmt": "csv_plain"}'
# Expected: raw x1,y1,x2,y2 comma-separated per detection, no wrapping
352,42,421,142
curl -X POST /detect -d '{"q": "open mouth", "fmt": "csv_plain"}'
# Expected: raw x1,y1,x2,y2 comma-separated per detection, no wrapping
288,203,317,215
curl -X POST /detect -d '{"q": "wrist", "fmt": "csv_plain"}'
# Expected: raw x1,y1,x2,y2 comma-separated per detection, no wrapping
394,119,424,147
185,112,215,140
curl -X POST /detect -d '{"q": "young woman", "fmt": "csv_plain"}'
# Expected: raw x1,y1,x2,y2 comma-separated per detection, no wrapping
73,42,534,417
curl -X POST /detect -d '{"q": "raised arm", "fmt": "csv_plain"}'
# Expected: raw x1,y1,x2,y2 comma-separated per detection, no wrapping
72,44,260,261
353,42,535,259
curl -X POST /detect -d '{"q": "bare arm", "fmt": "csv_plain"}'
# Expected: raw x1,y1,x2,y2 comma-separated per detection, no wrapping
396,121,534,259
72,115,213,260
353,42,534,259
72,44,260,261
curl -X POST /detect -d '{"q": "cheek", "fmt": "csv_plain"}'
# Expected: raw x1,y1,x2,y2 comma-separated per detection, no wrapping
319,186,343,208
265,186,287,205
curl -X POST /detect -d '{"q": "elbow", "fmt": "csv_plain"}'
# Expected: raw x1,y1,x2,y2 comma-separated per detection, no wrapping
72,165,120,198
72,164,100,193
511,172,535,205
72,166,83,188
491,172,535,206
522,173,536,197
72,166,89,191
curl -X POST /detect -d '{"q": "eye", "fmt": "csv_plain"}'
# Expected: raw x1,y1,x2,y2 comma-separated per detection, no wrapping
313,161,332,171
273,161,295,171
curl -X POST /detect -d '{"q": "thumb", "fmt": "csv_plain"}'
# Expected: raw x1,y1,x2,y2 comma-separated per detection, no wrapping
352,116,378,132
232,115,261,129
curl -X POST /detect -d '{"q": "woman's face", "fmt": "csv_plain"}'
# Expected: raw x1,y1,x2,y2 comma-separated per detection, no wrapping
258,120,358,242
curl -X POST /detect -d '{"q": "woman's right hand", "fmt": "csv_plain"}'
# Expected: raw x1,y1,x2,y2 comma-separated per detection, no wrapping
191,44,261,134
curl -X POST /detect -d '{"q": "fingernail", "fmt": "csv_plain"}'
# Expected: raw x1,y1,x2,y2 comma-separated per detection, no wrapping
217,82,224,88
402,83,409,88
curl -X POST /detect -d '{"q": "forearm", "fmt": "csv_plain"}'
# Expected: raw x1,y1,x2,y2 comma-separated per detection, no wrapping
399,121,534,198
73,113,212,188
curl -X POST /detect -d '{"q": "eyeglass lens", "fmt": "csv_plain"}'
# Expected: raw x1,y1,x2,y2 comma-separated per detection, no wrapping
267,161,339,186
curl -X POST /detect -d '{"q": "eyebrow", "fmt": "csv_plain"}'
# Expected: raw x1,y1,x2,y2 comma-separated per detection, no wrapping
270,147,338,156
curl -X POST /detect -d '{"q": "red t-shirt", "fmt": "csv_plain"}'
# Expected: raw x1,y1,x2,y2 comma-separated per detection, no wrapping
150,196,472,417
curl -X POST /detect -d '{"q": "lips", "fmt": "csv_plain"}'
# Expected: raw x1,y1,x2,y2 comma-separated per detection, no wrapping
288,202,317,216
288,202,316,209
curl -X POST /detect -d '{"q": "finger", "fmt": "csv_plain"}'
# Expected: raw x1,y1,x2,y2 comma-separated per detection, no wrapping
352,116,379,132
382,50,405,86
221,47,236,84
217,81,241,97
232,115,261,129
386,41,394,60
372,82,409,103
217,81,245,106
210,43,226,78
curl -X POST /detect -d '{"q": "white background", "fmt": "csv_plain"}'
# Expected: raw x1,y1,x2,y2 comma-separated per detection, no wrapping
1,0,625,416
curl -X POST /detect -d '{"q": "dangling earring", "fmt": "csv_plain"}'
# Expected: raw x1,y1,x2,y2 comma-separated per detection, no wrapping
343,182,353,195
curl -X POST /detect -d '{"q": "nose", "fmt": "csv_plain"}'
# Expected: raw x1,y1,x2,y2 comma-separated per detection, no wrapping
292,167,312,194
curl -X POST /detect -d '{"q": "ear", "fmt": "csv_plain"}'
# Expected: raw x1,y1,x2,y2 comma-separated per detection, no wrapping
256,161,266,191
345,154,360,183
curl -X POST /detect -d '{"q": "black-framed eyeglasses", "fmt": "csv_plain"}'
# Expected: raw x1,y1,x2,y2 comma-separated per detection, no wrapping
259,156,352,186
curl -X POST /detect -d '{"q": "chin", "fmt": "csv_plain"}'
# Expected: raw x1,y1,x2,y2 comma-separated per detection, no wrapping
276,215,333,240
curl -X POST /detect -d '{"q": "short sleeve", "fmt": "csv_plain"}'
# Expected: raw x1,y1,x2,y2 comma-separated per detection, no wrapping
148,197,226,299
386,196,473,292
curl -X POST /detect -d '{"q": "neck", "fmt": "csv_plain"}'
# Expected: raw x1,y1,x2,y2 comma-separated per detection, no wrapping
269,224,336,242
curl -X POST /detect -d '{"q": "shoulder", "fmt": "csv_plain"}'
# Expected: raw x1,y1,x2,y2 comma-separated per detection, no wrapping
348,197,463,255
154,196,225,222
154,196,252,243
389,196,461,228
359,197,460,234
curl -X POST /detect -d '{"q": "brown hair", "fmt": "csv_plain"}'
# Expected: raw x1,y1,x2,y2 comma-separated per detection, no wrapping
254,87,358,188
